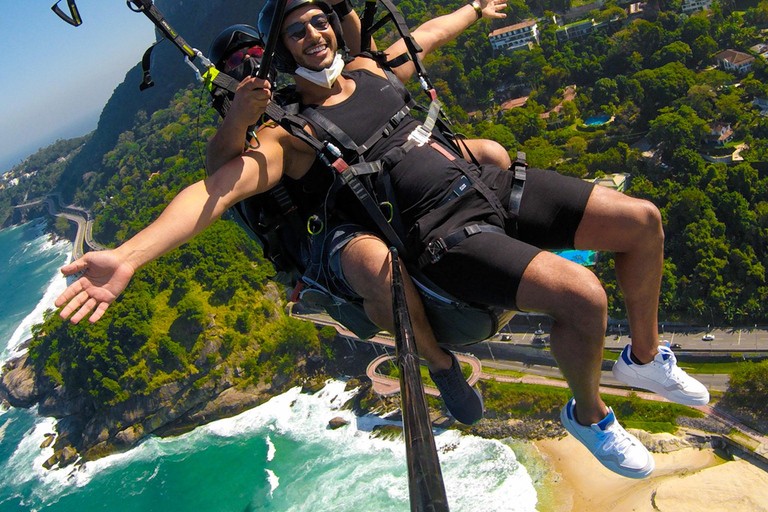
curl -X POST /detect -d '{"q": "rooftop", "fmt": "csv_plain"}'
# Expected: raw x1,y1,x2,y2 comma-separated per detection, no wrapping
489,19,537,38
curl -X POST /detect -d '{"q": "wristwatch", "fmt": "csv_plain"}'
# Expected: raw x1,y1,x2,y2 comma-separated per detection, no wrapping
471,0,482,20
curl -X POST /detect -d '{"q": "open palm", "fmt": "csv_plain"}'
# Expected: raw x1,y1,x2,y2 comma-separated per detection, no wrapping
55,250,136,324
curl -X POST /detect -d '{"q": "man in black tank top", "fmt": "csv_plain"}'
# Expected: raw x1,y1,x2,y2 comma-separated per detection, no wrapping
54,0,708,478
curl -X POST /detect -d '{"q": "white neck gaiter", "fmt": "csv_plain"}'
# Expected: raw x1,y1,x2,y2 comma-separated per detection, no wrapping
295,53,345,89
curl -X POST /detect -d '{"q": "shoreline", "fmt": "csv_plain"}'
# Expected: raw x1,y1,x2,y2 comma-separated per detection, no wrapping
530,434,768,512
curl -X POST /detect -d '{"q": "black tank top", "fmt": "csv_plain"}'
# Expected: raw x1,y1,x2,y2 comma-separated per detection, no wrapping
288,68,509,244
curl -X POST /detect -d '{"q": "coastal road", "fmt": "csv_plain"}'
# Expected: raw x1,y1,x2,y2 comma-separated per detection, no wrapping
15,195,104,260
502,324,768,352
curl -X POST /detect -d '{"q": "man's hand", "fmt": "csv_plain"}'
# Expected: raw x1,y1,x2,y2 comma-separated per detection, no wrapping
480,0,507,19
227,77,273,130
55,250,136,324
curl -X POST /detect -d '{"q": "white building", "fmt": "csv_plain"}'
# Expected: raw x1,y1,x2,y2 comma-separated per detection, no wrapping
489,20,539,52
681,0,713,14
715,49,755,75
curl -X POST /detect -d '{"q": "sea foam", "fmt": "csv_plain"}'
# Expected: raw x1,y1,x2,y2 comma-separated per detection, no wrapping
1,235,71,362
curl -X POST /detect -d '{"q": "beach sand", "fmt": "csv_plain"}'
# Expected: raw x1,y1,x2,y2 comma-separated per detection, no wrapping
532,435,768,512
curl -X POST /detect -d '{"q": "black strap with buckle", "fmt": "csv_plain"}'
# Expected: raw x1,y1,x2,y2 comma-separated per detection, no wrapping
417,224,505,268
508,151,528,218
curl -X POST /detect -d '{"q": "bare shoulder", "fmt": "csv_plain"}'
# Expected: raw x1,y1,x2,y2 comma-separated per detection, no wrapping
345,55,387,79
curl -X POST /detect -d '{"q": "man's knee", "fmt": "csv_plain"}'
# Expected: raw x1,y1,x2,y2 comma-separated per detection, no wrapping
339,234,392,300
635,199,664,244
559,267,608,323
519,254,607,324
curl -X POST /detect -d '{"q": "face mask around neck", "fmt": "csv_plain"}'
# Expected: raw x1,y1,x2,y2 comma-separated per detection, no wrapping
295,53,344,89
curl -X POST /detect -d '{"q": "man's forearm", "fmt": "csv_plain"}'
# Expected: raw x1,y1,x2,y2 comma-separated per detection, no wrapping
332,0,364,55
114,179,232,272
412,4,479,53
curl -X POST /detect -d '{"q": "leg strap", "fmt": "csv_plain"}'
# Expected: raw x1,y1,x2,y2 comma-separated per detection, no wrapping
508,152,528,218
417,224,505,268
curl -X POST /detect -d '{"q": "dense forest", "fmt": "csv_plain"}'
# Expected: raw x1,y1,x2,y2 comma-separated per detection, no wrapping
2,0,768,424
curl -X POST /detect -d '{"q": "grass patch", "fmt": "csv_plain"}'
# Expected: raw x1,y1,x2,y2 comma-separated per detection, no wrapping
679,361,747,375
622,420,678,433
483,366,526,379
729,430,761,450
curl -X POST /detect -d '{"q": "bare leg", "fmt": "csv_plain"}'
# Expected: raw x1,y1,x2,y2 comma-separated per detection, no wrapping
574,186,665,363
517,251,610,425
340,234,453,371
460,139,512,170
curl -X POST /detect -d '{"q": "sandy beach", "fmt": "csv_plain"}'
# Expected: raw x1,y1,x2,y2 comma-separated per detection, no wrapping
532,434,768,512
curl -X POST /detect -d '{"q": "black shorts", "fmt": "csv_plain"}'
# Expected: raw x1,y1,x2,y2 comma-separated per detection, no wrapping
422,168,595,310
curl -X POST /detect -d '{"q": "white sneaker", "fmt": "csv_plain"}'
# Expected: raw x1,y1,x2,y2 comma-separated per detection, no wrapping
612,344,710,406
560,398,655,479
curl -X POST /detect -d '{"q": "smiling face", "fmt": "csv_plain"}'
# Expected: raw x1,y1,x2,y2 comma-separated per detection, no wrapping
282,5,337,72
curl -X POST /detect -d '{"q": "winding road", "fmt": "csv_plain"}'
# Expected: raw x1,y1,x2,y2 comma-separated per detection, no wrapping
14,195,104,260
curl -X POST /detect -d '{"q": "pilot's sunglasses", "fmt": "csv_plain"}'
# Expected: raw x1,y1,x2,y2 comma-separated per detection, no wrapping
284,14,330,41
225,46,265,70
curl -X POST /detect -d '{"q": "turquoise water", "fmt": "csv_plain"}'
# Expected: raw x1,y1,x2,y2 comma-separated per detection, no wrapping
0,221,539,512
553,249,598,266
584,115,611,126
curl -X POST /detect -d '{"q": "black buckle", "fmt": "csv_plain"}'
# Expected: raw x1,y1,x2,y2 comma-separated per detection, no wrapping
425,238,446,264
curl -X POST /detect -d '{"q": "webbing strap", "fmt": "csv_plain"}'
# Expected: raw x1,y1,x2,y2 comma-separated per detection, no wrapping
337,163,409,257
51,0,82,26
378,0,434,94
128,0,196,59
301,108,361,155
204,68,240,95
139,42,158,91
508,152,528,218
417,224,505,268
360,0,378,53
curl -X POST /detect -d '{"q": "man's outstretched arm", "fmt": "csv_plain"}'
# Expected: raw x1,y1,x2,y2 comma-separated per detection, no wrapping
385,0,506,84
57,127,288,324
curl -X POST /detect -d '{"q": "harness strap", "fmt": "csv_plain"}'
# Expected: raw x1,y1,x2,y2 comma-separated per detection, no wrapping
402,99,443,152
508,152,528,218
302,107,361,155
336,162,410,258
139,42,158,91
417,224,505,268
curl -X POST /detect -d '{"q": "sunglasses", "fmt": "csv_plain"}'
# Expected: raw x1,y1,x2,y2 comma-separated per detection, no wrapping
284,14,330,41
224,46,265,70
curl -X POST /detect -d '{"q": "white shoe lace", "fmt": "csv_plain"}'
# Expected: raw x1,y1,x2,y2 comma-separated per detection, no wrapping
658,350,688,387
595,423,635,458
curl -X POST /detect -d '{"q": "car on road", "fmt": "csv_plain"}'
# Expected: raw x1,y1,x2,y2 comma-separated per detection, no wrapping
670,343,682,350
702,334,715,341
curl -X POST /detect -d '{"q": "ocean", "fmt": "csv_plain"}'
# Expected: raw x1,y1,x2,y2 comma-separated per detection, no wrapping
0,220,541,512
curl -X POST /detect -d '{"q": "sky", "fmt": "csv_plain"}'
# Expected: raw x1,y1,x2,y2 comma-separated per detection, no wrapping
0,1,157,174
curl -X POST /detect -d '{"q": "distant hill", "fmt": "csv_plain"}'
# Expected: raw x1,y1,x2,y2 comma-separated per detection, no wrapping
58,0,266,202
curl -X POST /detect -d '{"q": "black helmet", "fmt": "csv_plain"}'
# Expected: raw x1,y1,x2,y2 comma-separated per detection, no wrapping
257,0,348,73
209,24,265,71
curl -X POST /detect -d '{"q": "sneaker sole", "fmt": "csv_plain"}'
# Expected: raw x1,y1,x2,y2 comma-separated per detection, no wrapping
612,364,710,406
560,403,655,479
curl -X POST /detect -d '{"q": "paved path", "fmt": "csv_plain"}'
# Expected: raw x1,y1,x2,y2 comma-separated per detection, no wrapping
366,352,482,397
